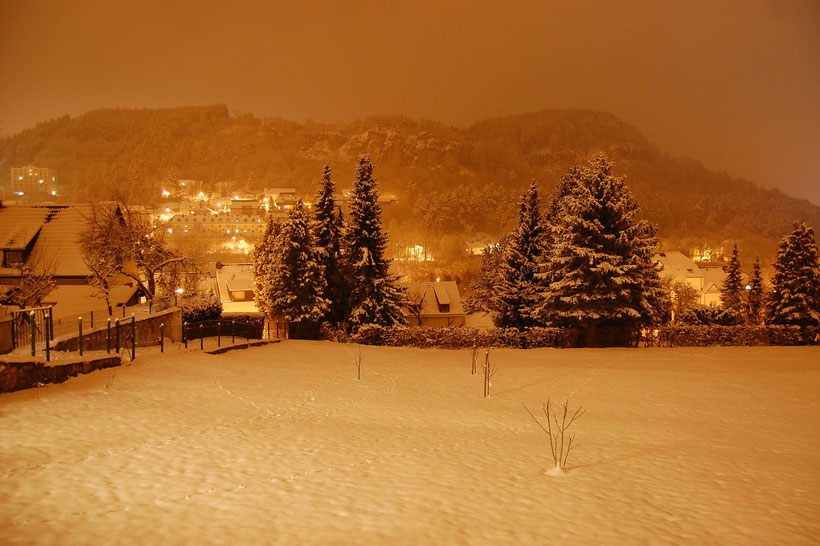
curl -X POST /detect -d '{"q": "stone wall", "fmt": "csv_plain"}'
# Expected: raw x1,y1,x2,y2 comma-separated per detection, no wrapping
0,355,121,393
0,317,12,355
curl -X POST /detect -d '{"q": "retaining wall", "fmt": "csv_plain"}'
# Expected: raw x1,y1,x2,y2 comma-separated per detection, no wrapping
0,355,121,393
0,317,11,355
53,308,182,352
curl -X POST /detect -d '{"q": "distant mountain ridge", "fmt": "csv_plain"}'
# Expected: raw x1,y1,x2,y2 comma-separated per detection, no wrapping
1,104,818,255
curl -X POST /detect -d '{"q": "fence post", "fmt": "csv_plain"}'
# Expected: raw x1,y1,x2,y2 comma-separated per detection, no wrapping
45,316,50,362
90,310,94,329
200,324,204,350
122,305,125,318
107,319,111,353
79,316,83,356
267,320,271,340
217,321,221,347
115,318,120,353
49,306,54,342
30,311,36,357
131,315,136,361
160,323,165,353
183,322,188,349
231,320,235,343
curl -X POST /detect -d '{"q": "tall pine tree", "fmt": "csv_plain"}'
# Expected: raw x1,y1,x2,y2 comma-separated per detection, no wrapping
535,153,663,345
313,165,349,325
767,220,820,327
344,155,406,328
720,244,744,314
746,255,765,324
495,180,546,328
268,201,329,338
252,213,279,322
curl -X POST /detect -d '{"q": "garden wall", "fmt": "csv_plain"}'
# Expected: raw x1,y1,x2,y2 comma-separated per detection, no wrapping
0,355,121,393
53,308,182,352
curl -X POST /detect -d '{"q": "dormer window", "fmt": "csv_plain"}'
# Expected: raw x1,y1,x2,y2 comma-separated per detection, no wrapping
3,249,24,267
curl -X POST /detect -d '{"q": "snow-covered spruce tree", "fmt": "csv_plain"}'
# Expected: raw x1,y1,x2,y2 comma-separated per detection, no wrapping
464,237,507,319
268,202,330,338
535,153,663,346
252,213,279,322
766,220,820,327
313,165,349,326
495,180,547,328
344,155,406,329
746,256,765,324
720,244,744,317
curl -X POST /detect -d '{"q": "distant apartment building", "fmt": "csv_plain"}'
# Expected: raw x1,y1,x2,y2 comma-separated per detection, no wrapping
10,165,58,199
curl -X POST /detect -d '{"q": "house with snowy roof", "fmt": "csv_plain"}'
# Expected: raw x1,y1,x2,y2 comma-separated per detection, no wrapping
0,203,140,317
402,281,466,327
655,250,727,307
214,262,260,314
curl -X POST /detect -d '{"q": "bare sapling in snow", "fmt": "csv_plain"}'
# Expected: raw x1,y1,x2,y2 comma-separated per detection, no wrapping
105,372,116,393
469,344,479,375
523,398,585,474
355,347,363,380
483,348,497,397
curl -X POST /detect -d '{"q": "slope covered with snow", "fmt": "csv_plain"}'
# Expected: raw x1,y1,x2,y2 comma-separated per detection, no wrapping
1,342,818,544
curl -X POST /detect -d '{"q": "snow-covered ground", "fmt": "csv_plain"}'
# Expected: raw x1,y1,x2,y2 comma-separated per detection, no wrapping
1,342,818,544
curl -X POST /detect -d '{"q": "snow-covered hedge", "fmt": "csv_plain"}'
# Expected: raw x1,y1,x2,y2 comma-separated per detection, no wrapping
336,324,819,348
341,325,582,349
660,325,817,346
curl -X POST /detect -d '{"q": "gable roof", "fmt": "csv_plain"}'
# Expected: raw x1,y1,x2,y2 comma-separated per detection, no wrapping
0,205,92,278
0,207,52,249
656,251,701,278
215,263,254,299
403,281,465,317
29,205,93,277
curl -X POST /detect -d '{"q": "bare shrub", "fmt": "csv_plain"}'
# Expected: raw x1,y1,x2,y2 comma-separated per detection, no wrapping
523,399,585,472
354,347,363,380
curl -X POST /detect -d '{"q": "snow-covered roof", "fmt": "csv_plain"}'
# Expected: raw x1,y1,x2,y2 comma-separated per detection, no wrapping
701,267,728,294
30,205,94,277
40,283,138,319
0,205,91,278
403,281,465,317
656,251,701,279
0,206,52,249
215,263,254,300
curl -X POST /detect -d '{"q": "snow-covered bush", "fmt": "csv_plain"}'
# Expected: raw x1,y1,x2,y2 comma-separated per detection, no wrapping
660,324,813,346
342,325,581,349
154,286,222,323
679,305,740,326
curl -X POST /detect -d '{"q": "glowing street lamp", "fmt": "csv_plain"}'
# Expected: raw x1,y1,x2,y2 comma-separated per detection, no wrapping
174,287,184,306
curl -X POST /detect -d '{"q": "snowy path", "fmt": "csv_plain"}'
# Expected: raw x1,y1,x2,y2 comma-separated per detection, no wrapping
1,342,818,544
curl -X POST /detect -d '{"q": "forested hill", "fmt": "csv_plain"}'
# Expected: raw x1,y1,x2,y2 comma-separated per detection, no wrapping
1,104,818,252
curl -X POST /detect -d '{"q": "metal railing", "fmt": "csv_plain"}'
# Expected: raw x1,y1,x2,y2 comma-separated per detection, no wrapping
183,318,263,349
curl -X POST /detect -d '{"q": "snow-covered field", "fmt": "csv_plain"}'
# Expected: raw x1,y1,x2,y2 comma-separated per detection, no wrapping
1,341,818,544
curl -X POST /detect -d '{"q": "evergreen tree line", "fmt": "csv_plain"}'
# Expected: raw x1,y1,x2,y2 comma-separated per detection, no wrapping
715,222,820,327
469,153,820,338
253,156,406,338
468,153,666,346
